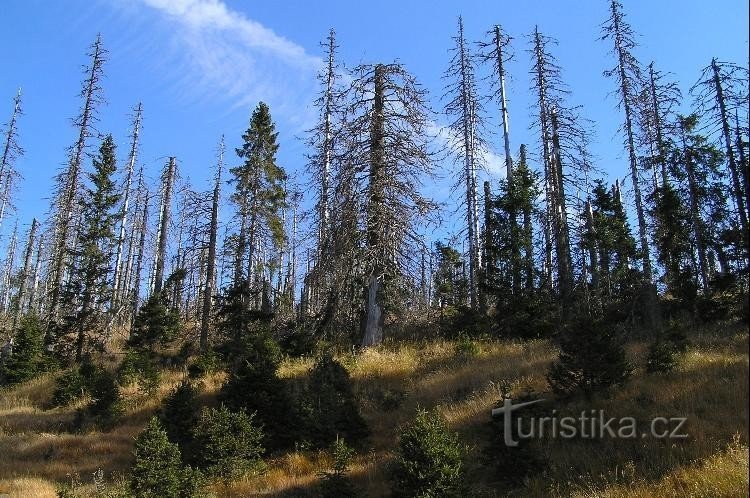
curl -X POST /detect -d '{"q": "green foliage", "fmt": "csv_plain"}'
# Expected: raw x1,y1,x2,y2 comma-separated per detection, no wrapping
128,292,181,351
83,367,123,428
547,314,632,398
495,290,558,339
51,356,99,406
219,332,298,451
1,313,44,384
454,334,480,361
646,340,678,373
192,405,264,481
318,437,357,498
187,349,222,379
391,409,465,498
129,417,201,498
161,379,201,461
118,349,160,396
302,352,368,448
55,135,121,361
432,242,467,309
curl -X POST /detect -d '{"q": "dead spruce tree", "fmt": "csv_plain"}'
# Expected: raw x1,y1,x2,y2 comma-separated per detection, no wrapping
151,157,176,294
1,223,18,315
0,89,23,238
48,34,107,324
305,29,343,314
344,63,436,346
479,24,519,296
601,0,660,330
443,16,487,308
200,137,223,352
12,218,38,330
529,27,592,318
112,103,143,312
692,59,749,261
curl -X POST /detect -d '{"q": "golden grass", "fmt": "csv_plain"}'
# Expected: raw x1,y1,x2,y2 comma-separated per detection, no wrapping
0,325,746,496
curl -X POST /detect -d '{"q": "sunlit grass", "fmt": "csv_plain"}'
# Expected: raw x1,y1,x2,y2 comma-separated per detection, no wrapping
0,325,746,496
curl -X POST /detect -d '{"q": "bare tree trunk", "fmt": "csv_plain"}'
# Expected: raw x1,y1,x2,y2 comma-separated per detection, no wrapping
29,237,43,315
2,223,18,314
152,157,176,294
550,109,573,315
711,59,749,241
532,28,555,291
681,121,710,290
200,138,222,352
0,89,22,238
112,103,142,310
362,64,387,347
131,196,149,322
12,218,37,329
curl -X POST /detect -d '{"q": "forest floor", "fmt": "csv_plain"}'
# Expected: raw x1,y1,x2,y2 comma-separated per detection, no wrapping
0,322,747,497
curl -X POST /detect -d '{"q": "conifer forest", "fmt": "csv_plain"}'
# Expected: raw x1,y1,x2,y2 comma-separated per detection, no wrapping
0,1,747,497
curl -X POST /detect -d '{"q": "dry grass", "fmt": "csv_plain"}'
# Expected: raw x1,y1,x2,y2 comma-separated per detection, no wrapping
0,325,746,496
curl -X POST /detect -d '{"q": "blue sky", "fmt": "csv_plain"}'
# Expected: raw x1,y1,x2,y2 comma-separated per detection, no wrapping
1,0,748,248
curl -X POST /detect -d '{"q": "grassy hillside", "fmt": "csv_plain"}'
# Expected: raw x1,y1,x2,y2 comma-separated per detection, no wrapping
0,323,747,497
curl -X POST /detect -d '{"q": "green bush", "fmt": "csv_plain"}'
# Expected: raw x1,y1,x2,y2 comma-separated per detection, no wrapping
118,349,160,396
547,315,632,398
454,334,480,361
192,405,264,481
219,333,299,451
51,356,99,407
1,313,44,385
391,409,465,498
318,437,356,498
129,417,201,498
302,352,368,448
128,292,181,351
187,350,222,379
162,379,201,460
646,340,679,373
84,367,123,428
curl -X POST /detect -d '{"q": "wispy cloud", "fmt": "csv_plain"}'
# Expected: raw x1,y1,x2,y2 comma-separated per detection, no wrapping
125,0,322,121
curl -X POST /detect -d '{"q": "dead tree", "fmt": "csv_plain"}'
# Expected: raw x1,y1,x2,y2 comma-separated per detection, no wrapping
444,16,487,308
0,89,23,237
692,59,749,253
345,63,436,346
480,24,519,293
151,157,176,294
12,218,38,329
200,137,223,352
112,103,142,310
602,1,660,329
48,34,107,322
1,222,18,314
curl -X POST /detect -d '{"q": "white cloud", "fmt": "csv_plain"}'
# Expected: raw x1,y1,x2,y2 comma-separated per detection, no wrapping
125,0,322,120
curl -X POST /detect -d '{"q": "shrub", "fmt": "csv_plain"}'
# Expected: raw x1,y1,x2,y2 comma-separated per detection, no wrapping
129,417,200,498
547,315,632,398
454,334,480,361
391,409,464,498
51,356,99,407
303,352,368,448
187,350,222,379
118,349,160,396
219,333,298,451
128,292,181,351
192,405,264,481
162,379,201,460
318,437,356,498
1,313,44,385
84,367,123,428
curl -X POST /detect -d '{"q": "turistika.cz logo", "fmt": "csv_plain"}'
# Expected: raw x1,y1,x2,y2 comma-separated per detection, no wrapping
491,397,688,447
